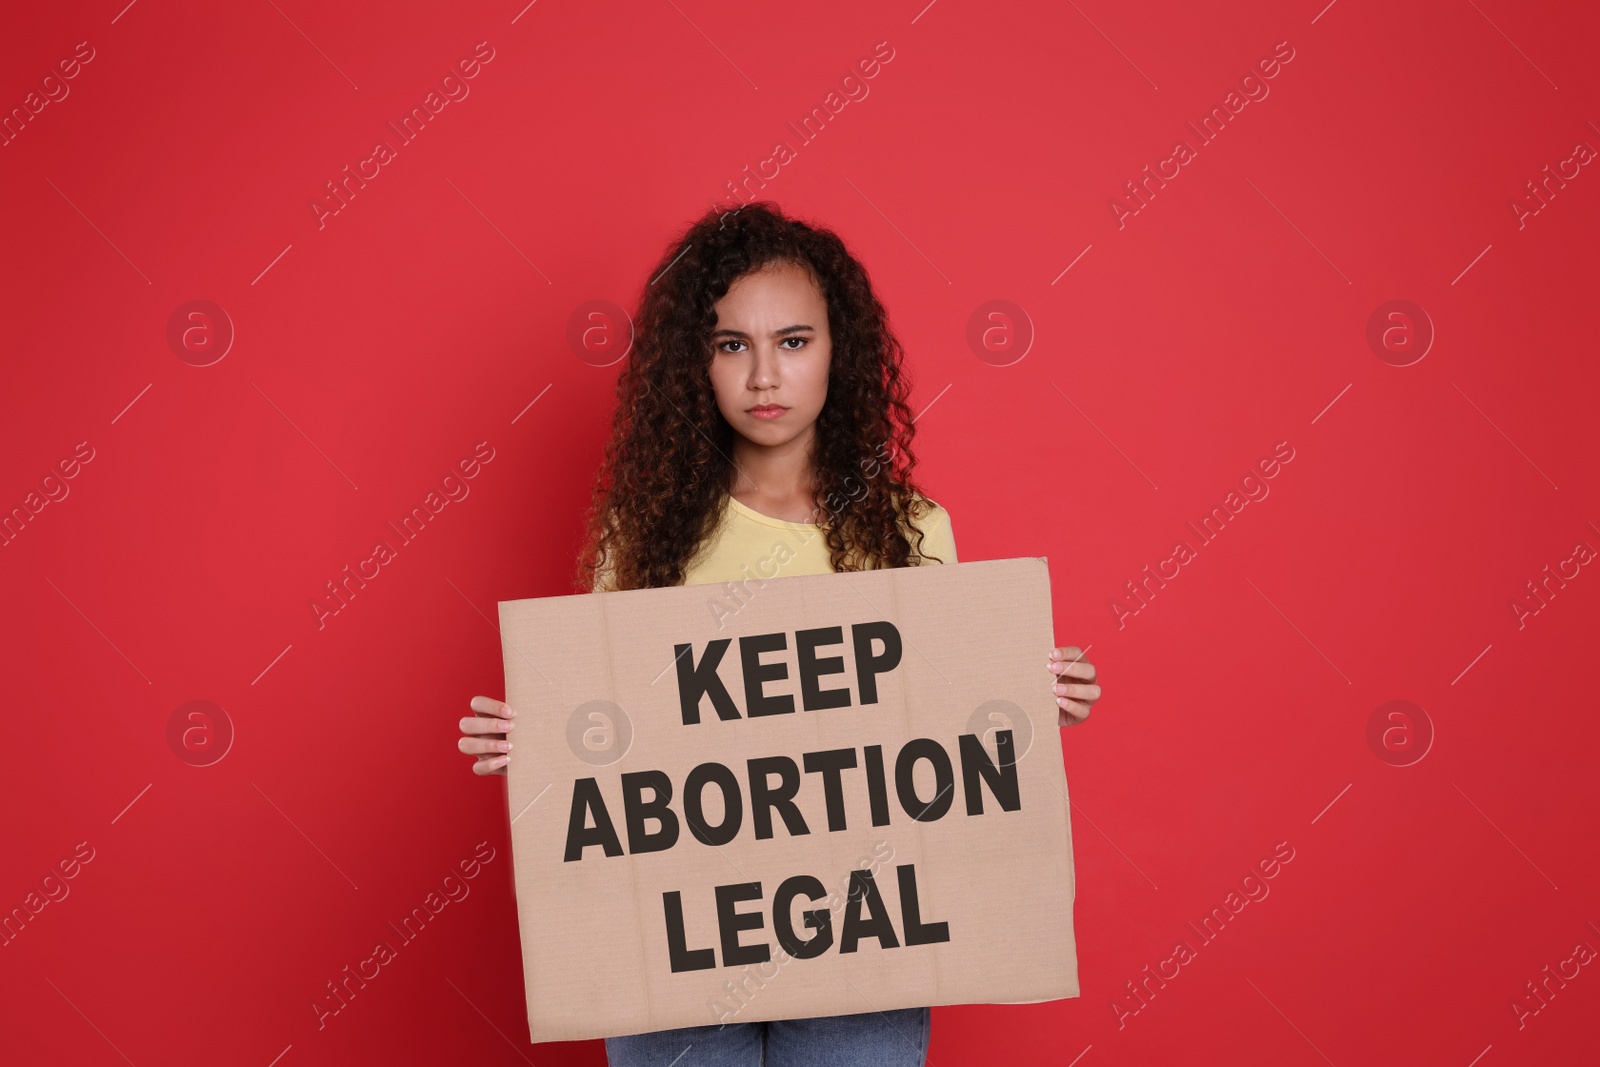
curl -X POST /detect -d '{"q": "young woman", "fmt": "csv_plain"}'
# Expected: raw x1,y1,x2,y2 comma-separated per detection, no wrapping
458,201,1102,1066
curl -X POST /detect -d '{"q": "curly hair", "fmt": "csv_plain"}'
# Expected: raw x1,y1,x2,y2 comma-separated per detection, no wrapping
574,200,944,593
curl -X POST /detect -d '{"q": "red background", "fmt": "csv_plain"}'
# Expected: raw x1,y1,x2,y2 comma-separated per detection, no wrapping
3,1,1597,1064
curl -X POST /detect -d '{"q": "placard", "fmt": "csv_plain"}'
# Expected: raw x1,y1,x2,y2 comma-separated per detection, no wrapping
498,556,1078,1042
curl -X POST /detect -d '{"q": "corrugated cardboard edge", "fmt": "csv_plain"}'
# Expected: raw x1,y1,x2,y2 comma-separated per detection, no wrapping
496,555,1079,1042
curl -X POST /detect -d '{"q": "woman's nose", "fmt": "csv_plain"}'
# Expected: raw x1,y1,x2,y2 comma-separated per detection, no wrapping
749,346,779,387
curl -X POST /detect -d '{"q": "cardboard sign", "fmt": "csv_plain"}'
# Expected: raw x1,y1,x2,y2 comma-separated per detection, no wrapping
498,556,1078,1043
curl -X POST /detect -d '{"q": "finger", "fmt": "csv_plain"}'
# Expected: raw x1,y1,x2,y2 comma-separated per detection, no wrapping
469,695,518,720
472,754,510,776
1055,694,1091,716
1056,699,1090,726
1047,663,1094,685
460,715,515,736
1049,661,1096,683
1052,683,1102,702
1048,646,1081,661
459,735,513,757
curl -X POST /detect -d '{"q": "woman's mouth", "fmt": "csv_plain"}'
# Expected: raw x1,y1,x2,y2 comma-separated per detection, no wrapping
748,405,789,420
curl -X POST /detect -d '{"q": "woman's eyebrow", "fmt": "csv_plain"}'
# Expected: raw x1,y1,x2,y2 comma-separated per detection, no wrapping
710,324,815,339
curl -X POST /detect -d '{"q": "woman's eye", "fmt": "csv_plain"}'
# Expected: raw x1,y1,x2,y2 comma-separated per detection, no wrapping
717,338,806,353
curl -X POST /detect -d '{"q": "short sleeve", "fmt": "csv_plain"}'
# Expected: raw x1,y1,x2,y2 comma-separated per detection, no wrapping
911,497,958,565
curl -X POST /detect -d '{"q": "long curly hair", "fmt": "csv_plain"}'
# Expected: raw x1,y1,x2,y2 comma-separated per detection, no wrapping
574,200,944,592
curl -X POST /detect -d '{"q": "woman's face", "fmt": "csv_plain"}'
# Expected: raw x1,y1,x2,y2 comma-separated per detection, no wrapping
707,261,832,450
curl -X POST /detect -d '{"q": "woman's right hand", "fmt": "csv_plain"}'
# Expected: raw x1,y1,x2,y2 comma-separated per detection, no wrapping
460,696,517,775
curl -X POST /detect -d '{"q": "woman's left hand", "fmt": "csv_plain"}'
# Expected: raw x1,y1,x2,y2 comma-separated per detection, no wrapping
1048,646,1100,727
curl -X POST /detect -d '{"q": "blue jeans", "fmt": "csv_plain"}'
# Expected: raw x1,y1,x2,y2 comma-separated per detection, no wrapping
604,1006,930,1067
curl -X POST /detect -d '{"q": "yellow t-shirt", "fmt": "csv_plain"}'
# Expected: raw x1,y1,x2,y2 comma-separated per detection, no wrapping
592,494,957,592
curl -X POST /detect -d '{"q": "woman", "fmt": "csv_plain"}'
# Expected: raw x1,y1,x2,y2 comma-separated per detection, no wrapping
459,201,1101,1065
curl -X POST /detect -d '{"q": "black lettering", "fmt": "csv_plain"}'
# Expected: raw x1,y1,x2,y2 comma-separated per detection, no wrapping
748,756,810,839
620,770,679,854
839,869,900,952
563,778,624,861
676,638,741,725
773,875,834,959
895,738,954,821
741,632,795,717
897,864,950,945
796,626,851,710
801,748,858,831
664,891,715,972
959,730,1021,814
683,762,743,846
716,881,770,966
863,744,891,826
851,621,902,704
